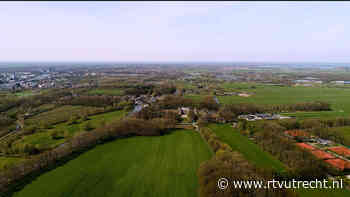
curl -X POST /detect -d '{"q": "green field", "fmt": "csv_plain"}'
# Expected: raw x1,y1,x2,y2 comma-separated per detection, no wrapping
218,85,350,116
185,83,350,118
208,124,286,173
24,105,105,126
13,130,213,197
13,110,126,152
87,88,124,96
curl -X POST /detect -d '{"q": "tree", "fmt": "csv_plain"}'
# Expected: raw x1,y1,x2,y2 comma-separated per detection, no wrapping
218,107,236,122
188,109,198,122
199,96,219,111
83,121,94,131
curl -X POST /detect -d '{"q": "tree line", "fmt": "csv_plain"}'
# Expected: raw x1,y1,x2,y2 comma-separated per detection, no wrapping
279,117,350,146
239,121,336,178
218,101,331,117
0,117,176,195
59,95,121,108
197,127,297,197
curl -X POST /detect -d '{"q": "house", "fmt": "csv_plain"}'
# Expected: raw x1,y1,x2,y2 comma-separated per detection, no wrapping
327,146,350,158
310,150,335,160
318,138,333,146
324,159,350,171
295,143,317,151
238,115,262,121
238,93,251,97
178,107,190,118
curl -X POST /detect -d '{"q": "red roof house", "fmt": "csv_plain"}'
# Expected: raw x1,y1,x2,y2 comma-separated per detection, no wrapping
325,159,350,171
285,130,311,137
296,143,316,151
310,150,335,160
328,146,350,157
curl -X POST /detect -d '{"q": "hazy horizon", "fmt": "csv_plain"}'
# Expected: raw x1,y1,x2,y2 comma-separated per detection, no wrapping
1,1,350,62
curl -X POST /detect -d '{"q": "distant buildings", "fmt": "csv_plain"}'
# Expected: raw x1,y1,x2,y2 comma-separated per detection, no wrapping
331,81,350,85
238,113,292,121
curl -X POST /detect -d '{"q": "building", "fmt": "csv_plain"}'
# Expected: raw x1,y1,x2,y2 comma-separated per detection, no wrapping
328,146,350,158
324,159,350,171
178,107,190,118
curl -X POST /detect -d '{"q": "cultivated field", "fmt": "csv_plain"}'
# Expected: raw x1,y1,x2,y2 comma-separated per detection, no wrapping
13,130,212,197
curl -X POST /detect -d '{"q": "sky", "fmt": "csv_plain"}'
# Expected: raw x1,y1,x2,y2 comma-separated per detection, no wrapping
0,1,350,63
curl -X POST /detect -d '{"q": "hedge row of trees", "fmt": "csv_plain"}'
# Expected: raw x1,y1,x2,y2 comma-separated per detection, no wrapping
122,83,176,96
197,127,297,197
0,117,176,194
0,89,72,114
157,95,195,109
0,115,14,128
279,118,350,146
199,128,232,153
218,101,331,118
59,95,121,107
240,121,333,178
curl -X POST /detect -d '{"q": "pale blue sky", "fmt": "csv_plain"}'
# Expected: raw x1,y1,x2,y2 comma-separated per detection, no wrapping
1,1,350,62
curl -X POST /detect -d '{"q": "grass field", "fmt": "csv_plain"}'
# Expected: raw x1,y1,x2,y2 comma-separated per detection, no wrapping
13,110,126,151
217,85,350,116
208,124,286,173
87,88,124,96
13,130,212,197
281,111,347,119
24,105,105,126
184,82,350,118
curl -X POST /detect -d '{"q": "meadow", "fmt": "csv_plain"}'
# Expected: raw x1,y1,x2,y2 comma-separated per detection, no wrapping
24,105,105,126
13,110,126,152
13,130,213,197
208,124,286,173
185,82,350,118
